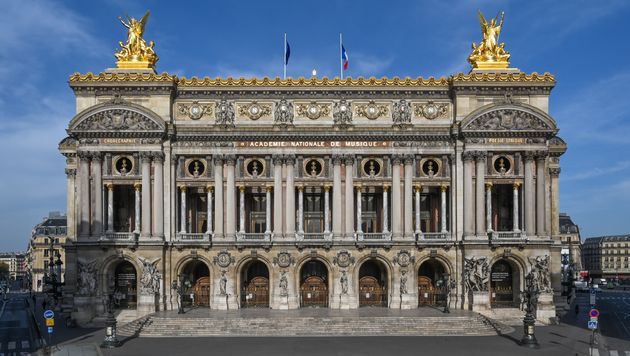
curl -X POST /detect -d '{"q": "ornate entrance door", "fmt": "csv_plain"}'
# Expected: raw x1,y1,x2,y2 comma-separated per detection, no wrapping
193,276,210,307
417,276,436,306
300,276,328,307
241,276,269,308
491,260,515,307
114,262,137,309
359,276,387,307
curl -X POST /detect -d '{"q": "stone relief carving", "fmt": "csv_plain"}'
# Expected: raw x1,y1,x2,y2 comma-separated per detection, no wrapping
213,250,235,268
528,255,552,293
393,250,415,267
238,101,271,120
333,250,355,268
296,102,330,120
215,99,235,128
178,101,213,120
414,102,448,120
138,256,161,295
279,271,288,296
340,270,349,295
400,270,408,295
355,100,388,120
77,260,97,296
333,99,353,128
273,251,294,268
75,109,161,131
465,109,550,131
274,99,294,126
392,99,412,128
464,256,489,292
219,270,228,295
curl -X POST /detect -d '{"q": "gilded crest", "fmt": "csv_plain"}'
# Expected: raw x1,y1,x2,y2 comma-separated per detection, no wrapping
333,250,355,268
178,101,213,120
296,102,330,120
213,250,235,268
414,102,448,120
238,102,271,120
356,101,388,120
273,251,294,268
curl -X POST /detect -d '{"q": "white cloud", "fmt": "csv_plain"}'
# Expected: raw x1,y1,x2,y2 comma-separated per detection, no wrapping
563,160,630,182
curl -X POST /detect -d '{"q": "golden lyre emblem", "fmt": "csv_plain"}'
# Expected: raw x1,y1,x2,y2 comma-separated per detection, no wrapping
468,10,511,70
114,11,159,70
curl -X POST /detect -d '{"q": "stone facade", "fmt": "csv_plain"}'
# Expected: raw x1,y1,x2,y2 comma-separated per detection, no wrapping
582,235,630,280
59,68,567,324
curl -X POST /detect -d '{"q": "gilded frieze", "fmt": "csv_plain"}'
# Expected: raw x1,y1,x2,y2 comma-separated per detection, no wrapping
237,102,272,120
414,102,448,120
177,101,213,120
296,102,331,120
355,101,389,120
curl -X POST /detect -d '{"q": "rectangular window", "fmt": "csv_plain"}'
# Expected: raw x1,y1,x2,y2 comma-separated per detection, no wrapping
360,193,383,233
246,192,267,234
304,192,324,233
44,250,49,257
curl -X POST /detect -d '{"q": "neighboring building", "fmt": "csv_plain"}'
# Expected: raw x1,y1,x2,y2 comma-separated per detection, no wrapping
26,212,67,291
559,213,581,269
582,235,630,281
0,252,27,281
60,13,567,325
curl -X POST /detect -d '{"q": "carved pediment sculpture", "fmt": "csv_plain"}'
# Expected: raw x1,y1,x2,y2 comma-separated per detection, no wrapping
75,109,161,131
463,108,553,132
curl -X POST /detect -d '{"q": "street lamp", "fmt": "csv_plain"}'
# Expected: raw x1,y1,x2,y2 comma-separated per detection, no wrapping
100,280,121,348
171,274,191,314
520,272,540,349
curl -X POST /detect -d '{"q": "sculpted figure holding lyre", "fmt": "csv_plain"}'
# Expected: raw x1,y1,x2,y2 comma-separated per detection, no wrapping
468,10,511,69
115,11,158,68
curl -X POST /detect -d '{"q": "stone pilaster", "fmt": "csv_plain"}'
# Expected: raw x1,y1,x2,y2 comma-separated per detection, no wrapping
403,155,414,237
140,152,152,238
91,153,103,236
272,154,283,237
152,152,164,238
462,151,475,237
213,156,224,238
332,155,343,237
285,155,296,237
344,156,354,238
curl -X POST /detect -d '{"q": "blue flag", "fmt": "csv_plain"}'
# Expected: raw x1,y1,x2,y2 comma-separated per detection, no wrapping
285,41,291,65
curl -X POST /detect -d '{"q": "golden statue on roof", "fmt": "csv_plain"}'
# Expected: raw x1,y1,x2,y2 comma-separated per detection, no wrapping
468,10,511,70
114,11,158,70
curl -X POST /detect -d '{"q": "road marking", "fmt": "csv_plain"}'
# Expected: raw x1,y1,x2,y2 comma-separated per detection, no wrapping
610,351,619,356
7,341,15,350
625,351,630,356
21,340,29,348
590,348,599,356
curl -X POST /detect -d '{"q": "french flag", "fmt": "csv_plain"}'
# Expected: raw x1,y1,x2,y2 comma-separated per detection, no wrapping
341,44,349,71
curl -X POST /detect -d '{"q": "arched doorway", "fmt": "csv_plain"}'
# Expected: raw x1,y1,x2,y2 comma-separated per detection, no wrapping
114,261,137,309
180,260,210,307
417,259,447,307
490,259,520,308
240,260,269,308
358,260,388,307
299,260,328,307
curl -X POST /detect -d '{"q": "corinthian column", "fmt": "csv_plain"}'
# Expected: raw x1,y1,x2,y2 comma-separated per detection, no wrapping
324,185,331,234
536,153,547,236
475,152,486,236
441,185,448,233
513,183,521,233
134,183,141,234
332,155,342,237
140,153,152,238
524,152,535,236
91,153,103,236
344,156,354,237
213,157,224,237
78,152,91,237
206,186,213,235
414,185,421,235
355,185,363,234
266,186,272,236
391,155,402,237
297,186,304,235
383,185,389,234
462,152,475,237
179,186,187,234
485,183,493,232
106,183,114,233
152,152,164,238
403,155,414,237
226,156,236,237
238,186,246,234
285,156,295,237
273,155,283,237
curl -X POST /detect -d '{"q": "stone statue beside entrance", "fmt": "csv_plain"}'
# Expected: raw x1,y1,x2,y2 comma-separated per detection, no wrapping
138,256,161,295
340,270,348,295
399,270,408,295
279,271,288,297
464,257,489,292
219,270,227,296
77,260,97,296
528,255,552,293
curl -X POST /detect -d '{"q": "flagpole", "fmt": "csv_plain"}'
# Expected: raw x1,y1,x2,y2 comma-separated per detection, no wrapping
339,33,343,80
283,33,287,80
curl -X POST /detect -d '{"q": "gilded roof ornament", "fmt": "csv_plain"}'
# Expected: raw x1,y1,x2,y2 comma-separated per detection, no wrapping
468,10,511,70
114,11,159,70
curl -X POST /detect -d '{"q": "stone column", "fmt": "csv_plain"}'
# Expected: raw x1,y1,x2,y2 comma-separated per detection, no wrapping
213,157,224,237
226,157,236,236
414,185,421,235
391,155,402,237
140,153,152,238
344,156,354,236
462,152,475,237
285,156,295,237
536,153,547,236
513,183,521,233
78,152,91,237
206,186,213,235
179,186,187,234
356,185,363,234
441,185,448,233
549,168,561,236
134,183,141,234
265,186,272,235
332,155,343,237
64,167,77,239
485,183,493,232
403,155,414,237
152,152,164,238
239,186,246,233
297,186,304,235
106,184,114,233
91,153,103,236
273,155,283,237
324,185,330,234
524,152,535,236
475,152,486,236
382,185,389,234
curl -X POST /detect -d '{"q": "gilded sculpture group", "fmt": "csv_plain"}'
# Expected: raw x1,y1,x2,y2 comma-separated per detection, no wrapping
114,9,512,71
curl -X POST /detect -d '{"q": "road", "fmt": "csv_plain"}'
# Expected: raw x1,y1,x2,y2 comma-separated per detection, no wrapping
0,292,43,354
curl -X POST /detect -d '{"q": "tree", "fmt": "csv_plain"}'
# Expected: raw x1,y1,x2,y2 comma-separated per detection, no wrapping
0,262,9,280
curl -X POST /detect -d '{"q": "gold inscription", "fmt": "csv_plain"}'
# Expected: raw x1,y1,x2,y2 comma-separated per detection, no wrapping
102,138,138,144
486,138,525,144
237,141,391,148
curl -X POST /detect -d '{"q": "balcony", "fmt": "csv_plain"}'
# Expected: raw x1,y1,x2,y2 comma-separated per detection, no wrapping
296,232,333,248
490,231,527,240
236,232,272,247
175,233,211,244
415,232,452,245
102,232,136,241
356,232,392,247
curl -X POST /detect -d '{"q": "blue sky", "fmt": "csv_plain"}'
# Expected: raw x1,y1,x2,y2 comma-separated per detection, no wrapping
1,0,629,251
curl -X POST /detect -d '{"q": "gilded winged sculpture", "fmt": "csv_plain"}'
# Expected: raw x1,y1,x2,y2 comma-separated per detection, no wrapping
468,10,511,69
115,11,159,69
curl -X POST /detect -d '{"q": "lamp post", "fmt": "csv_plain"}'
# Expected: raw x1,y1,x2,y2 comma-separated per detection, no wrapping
520,272,540,348
44,236,64,310
171,274,190,314
442,273,452,314
100,279,121,348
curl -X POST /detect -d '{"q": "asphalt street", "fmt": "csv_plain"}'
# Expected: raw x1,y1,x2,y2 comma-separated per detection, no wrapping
0,293,42,354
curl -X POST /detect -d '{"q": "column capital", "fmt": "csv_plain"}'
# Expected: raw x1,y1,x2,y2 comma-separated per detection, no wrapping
272,154,284,165
134,182,141,191
266,185,273,192
106,183,114,191
283,154,296,165
344,156,355,166
179,185,187,192
77,151,91,162
441,184,449,192
383,184,390,192
324,185,331,192
535,151,548,162
139,151,152,163
513,182,522,190
549,167,561,177
485,182,493,190
354,184,363,192
523,151,536,162
238,185,246,192
332,154,344,165
414,184,422,193
403,154,414,165
391,154,403,165
462,151,476,162
65,168,76,177
297,185,304,192
206,185,214,193
213,155,224,165
474,151,487,162
224,155,236,165
90,152,103,162
152,151,165,163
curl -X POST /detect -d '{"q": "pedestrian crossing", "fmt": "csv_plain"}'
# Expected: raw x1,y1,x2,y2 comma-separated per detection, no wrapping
0,339,31,355
590,348,630,356
598,296,630,301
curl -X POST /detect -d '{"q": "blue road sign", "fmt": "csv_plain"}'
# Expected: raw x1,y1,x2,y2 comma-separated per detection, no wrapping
47,326,53,333
588,320,598,330
43,310,54,319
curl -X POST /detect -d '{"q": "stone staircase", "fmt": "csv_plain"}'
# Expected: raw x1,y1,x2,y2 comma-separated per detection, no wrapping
118,310,513,337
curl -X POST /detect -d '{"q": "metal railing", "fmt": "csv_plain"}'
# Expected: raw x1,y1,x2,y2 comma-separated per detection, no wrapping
103,232,136,240
491,231,526,239
356,232,392,241
236,232,271,242
176,233,211,242
298,232,333,241
415,232,451,241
